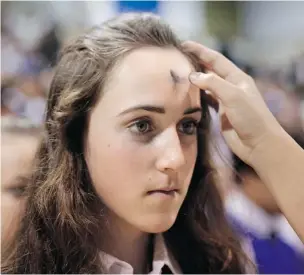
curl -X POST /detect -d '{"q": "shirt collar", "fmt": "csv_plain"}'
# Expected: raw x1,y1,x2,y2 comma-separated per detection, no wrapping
225,189,277,237
225,189,304,254
99,234,182,274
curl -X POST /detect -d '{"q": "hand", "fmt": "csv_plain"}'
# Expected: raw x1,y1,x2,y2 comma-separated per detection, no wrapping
182,41,285,166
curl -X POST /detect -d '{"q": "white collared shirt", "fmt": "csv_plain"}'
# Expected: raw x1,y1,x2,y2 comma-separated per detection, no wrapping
99,234,182,274
225,189,304,255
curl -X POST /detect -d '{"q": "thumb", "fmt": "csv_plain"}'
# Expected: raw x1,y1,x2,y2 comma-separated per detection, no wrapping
189,72,240,107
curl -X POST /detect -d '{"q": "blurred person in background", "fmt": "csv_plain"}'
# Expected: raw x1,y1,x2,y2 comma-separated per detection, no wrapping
223,72,304,273
1,27,46,82
295,85,304,131
226,135,304,273
1,75,46,124
1,15,58,123
1,117,41,252
291,52,304,88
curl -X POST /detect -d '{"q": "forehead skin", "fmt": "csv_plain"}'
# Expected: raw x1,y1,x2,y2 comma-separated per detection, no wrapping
101,46,201,117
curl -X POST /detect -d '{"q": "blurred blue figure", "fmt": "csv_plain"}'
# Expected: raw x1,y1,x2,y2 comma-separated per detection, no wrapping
226,136,304,274
117,1,159,14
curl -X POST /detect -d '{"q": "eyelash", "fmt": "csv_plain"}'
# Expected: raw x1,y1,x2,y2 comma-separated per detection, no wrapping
5,177,27,199
128,117,200,137
5,185,27,198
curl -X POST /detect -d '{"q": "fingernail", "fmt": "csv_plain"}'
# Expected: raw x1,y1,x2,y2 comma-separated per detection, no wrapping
189,72,202,82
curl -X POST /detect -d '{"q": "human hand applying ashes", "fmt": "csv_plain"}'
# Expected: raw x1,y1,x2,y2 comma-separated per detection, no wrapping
183,41,304,243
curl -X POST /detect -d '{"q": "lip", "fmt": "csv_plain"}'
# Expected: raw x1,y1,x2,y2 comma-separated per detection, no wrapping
147,188,179,195
146,190,178,199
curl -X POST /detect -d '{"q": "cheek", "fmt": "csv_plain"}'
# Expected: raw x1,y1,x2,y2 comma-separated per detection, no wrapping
1,196,25,242
85,125,151,200
183,142,198,185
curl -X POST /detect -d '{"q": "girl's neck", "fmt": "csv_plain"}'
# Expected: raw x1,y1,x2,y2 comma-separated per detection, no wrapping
102,213,153,274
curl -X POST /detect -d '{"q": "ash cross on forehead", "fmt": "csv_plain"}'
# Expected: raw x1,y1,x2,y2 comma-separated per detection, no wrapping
170,69,188,85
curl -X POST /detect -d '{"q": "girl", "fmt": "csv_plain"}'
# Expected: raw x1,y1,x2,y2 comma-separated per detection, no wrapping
4,13,304,274
2,13,248,274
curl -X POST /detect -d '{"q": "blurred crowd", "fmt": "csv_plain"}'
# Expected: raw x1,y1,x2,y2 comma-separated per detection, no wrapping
1,25,55,123
1,1,304,273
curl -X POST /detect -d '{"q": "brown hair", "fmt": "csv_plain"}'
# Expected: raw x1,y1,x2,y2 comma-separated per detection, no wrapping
2,13,250,273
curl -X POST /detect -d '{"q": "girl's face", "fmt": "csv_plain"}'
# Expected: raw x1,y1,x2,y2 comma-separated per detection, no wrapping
85,47,201,233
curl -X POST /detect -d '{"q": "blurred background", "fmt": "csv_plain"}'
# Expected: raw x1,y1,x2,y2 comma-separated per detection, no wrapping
1,1,304,272
1,1,304,127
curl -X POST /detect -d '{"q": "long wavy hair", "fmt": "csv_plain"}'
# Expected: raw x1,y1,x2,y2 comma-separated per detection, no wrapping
2,13,250,274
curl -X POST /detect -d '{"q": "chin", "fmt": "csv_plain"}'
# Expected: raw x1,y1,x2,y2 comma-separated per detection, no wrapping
138,212,178,233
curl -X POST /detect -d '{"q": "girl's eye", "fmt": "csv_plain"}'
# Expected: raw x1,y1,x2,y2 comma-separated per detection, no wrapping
5,183,27,199
129,119,154,135
8,186,26,198
178,119,199,135
4,176,27,199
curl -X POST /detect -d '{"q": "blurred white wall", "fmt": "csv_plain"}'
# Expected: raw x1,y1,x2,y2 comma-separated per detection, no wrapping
232,1,304,67
2,1,303,68
160,1,217,48
83,1,117,27
159,1,204,41
84,1,212,44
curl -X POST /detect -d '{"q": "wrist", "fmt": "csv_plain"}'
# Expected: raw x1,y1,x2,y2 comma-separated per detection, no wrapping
248,127,293,174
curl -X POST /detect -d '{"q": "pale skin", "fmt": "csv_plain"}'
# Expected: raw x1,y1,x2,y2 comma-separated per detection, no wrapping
85,47,201,273
182,40,304,243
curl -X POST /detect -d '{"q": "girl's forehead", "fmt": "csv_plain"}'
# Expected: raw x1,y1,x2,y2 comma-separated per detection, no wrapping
106,47,195,90
92,47,201,115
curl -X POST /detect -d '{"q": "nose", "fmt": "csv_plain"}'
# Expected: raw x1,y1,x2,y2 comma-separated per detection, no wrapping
155,128,186,174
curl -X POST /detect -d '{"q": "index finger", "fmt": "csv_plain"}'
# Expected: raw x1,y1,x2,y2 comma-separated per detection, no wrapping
182,41,246,82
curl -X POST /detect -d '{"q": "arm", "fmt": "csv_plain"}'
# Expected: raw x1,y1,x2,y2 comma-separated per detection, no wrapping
251,129,304,241
182,41,304,242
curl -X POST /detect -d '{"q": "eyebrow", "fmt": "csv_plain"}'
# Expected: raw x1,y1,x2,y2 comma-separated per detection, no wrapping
118,105,202,116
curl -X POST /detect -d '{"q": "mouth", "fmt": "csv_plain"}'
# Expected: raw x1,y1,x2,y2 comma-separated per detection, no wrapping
147,188,179,197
